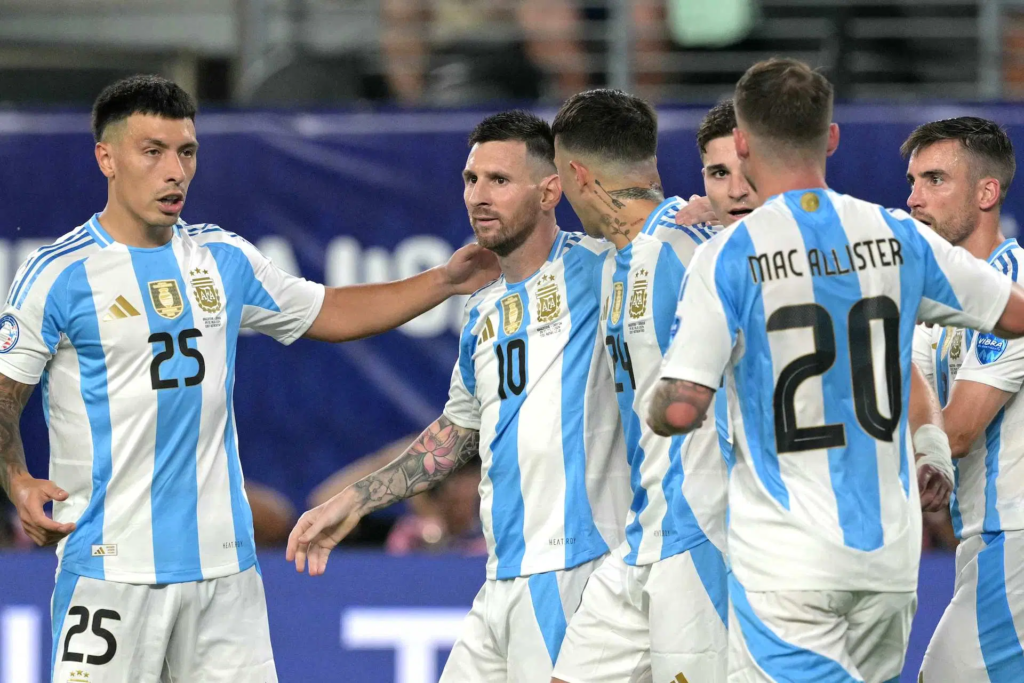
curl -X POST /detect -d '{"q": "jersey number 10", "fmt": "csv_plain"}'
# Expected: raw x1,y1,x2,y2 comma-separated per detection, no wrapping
769,296,901,453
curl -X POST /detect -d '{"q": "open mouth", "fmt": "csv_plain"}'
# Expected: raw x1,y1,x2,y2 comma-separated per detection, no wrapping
158,193,184,213
729,208,753,219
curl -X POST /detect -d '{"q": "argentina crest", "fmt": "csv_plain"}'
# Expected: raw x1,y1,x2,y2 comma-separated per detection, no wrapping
148,280,184,319
536,274,561,324
501,293,524,335
189,268,223,314
629,268,649,319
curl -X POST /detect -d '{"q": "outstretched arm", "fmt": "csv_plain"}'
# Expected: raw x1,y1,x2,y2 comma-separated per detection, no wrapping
0,373,75,546
286,415,479,575
304,243,498,342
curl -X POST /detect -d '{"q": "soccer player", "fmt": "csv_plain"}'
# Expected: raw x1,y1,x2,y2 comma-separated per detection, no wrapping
906,118,1024,681
545,88,729,683
0,75,498,683
286,111,630,681
646,58,1024,682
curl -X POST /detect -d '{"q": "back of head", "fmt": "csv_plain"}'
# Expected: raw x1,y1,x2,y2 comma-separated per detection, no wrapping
901,116,1016,205
468,110,555,175
697,99,737,159
734,58,833,156
551,89,658,165
92,74,197,142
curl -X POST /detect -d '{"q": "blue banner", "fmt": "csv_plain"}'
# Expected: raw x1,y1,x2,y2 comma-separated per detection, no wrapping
0,550,954,682
3,106,1022,510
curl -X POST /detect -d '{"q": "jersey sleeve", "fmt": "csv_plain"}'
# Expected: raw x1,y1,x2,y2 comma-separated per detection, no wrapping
442,300,483,430
912,324,936,389
907,215,1012,332
649,222,709,269
0,259,70,385
955,328,1024,393
230,237,326,345
659,243,735,390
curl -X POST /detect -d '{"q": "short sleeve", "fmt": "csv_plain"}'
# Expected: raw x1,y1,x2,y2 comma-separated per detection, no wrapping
442,300,483,430
955,329,1024,393
228,238,325,345
659,243,735,390
0,259,69,385
912,324,936,390
907,216,1012,332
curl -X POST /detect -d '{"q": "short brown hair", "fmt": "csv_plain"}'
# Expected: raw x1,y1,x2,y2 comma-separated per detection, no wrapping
734,58,833,151
900,116,1016,203
552,89,658,164
697,100,737,158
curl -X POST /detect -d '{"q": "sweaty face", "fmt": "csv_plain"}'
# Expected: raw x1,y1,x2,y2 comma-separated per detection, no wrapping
103,114,198,229
906,140,978,246
463,141,546,256
702,136,759,226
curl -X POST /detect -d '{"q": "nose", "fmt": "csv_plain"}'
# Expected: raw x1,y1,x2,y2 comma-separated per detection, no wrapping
466,180,490,208
728,173,748,200
164,153,186,185
907,183,924,210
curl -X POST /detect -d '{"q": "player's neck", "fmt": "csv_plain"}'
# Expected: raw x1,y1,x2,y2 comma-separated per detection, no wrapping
587,173,664,250
960,216,1007,262
498,218,559,284
98,202,174,248
750,160,827,200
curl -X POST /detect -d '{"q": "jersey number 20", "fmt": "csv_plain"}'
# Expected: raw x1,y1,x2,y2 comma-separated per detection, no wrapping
768,296,901,453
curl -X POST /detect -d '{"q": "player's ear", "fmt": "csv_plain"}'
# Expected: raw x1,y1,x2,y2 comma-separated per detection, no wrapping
978,176,1001,212
95,141,116,179
540,172,562,212
826,123,841,157
570,160,589,191
733,128,749,161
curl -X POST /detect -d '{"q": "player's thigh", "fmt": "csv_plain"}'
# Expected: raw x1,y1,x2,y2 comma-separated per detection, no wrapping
922,532,1024,682
552,550,651,683
648,542,728,683
844,591,915,683
508,555,606,683
165,566,277,683
440,581,506,683
51,571,176,683
727,576,862,683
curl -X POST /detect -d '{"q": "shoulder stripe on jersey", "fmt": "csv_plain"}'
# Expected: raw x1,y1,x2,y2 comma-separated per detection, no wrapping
997,256,1009,274
6,227,87,304
641,196,681,235
988,238,1018,266
9,232,95,308
1007,251,1020,281
675,223,707,245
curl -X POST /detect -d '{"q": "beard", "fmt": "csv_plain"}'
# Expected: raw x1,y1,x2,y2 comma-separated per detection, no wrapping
471,201,542,257
913,204,975,246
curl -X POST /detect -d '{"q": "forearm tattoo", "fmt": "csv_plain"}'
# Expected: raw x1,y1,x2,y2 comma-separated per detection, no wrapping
648,378,713,436
0,376,33,496
352,416,479,514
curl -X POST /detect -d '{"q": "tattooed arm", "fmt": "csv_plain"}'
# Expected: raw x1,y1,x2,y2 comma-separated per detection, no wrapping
646,378,716,437
0,373,75,546
286,415,479,576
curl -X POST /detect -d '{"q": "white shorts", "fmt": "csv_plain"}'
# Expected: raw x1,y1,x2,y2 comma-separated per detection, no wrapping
51,565,276,683
552,540,728,683
728,575,915,683
920,530,1024,681
440,555,603,683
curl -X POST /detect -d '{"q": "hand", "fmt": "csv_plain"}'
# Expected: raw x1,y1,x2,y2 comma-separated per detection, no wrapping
286,489,363,576
443,243,500,295
8,472,75,546
676,195,718,227
918,463,952,512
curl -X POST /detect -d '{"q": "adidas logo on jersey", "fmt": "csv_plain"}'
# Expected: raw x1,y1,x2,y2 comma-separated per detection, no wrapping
102,296,141,321
91,544,117,556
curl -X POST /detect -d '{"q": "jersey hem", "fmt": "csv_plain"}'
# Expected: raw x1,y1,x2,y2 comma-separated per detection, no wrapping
0,357,42,385
978,275,1013,333
953,368,1022,394
59,554,257,585
624,534,709,567
278,283,326,345
658,366,722,392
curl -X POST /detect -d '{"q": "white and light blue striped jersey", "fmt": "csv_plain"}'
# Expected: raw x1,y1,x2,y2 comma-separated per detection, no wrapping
0,215,324,584
443,230,630,580
916,238,1024,541
659,189,1013,592
598,197,728,567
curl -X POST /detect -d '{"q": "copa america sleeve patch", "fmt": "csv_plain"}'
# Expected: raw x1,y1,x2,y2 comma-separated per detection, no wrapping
976,332,1008,364
0,315,19,353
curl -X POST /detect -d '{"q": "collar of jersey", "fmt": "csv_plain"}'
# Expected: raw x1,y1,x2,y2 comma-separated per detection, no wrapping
640,195,682,235
85,213,181,252
988,238,1019,265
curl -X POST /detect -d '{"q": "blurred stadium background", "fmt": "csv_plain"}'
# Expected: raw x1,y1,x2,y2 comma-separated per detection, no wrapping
1,0,1021,680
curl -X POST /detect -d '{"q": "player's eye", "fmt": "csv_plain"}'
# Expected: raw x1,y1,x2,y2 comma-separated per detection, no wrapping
929,175,943,185
181,149,196,158
145,149,160,156
713,170,728,179
494,177,508,185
